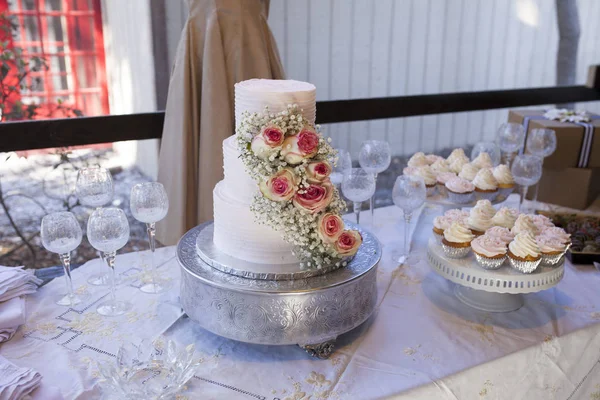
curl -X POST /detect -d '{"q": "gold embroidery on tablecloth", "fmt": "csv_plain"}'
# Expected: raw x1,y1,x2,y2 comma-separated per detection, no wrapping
457,315,495,345
67,312,118,337
590,384,600,400
402,344,439,363
479,380,493,397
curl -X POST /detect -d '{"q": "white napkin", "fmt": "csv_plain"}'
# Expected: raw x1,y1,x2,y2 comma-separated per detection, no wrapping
0,266,42,303
0,297,26,343
0,355,42,400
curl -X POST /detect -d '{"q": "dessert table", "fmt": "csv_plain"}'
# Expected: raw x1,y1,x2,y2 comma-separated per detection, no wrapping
2,199,600,399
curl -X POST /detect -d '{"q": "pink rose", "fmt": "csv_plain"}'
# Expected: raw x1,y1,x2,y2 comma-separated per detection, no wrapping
334,230,362,257
259,168,298,201
281,126,320,164
306,160,331,183
251,124,284,160
293,180,334,214
317,212,344,243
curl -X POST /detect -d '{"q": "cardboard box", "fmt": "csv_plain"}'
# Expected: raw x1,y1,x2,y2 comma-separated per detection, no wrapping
508,110,600,169
527,167,600,209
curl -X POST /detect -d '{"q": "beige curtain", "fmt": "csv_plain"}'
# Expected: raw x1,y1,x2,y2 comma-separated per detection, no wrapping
156,0,284,245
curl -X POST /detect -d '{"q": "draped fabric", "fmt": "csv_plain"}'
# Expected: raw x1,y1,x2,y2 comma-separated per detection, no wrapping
156,0,284,245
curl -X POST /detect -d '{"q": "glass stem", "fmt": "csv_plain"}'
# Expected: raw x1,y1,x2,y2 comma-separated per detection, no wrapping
104,251,117,304
353,202,361,225
531,158,543,211
59,253,74,302
505,152,515,167
519,185,529,212
146,222,158,289
404,211,412,257
370,173,378,224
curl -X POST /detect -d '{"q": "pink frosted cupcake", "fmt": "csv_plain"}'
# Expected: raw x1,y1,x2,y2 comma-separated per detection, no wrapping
414,165,438,196
493,164,515,198
458,163,480,181
472,168,499,201
436,172,457,197
485,226,515,245
508,232,542,273
444,208,470,222
471,235,508,269
539,226,571,247
491,207,519,229
445,177,475,204
536,235,567,267
532,214,555,233
433,216,454,244
511,214,540,236
441,221,475,258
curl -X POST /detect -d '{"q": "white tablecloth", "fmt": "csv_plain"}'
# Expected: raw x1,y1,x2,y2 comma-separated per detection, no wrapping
2,200,600,399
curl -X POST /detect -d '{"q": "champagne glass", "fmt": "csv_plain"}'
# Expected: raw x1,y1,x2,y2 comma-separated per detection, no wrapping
526,128,557,208
87,207,131,316
75,166,116,286
511,155,543,213
392,175,426,264
130,182,170,294
41,211,89,306
341,168,376,225
358,140,391,225
330,149,352,187
471,141,501,166
497,123,525,166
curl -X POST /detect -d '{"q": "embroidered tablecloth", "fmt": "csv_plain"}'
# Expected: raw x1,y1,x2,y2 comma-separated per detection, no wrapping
2,200,600,399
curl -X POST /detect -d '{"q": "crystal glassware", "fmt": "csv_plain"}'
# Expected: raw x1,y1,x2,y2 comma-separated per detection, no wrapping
471,141,501,166
130,182,170,294
341,168,376,225
87,207,131,316
330,149,352,187
98,338,200,400
511,155,543,213
526,128,557,208
496,122,526,166
358,140,391,225
75,166,116,286
392,175,426,264
41,211,89,306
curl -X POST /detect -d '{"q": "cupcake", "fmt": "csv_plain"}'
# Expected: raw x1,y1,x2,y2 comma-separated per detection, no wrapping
444,209,470,221
508,232,542,273
448,157,469,174
472,152,494,169
511,214,540,236
539,226,571,246
445,177,475,204
441,221,475,258
414,165,438,196
492,164,515,198
458,163,480,181
471,235,508,269
467,206,494,236
491,207,519,229
408,152,429,167
485,226,515,245
447,148,468,164
403,166,419,176
426,154,445,165
536,235,567,267
430,159,451,174
472,168,499,201
433,216,454,244
532,214,555,233
436,172,457,197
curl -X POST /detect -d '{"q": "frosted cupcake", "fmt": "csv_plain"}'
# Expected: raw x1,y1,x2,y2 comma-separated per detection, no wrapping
532,214,555,232
491,207,519,229
414,165,438,196
467,206,494,236
426,154,445,165
472,152,494,169
472,168,499,201
471,235,508,269
430,159,451,174
508,232,542,273
485,226,515,245
511,214,540,236
539,226,571,246
403,166,419,176
441,221,475,258
492,164,515,198
433,216,453,244
475,199,497,217
445,177,475,204
436,172,457,197
448,157,469,174
458,163,480,181
408,152,429,167
444,209,470,220
536,235,567,267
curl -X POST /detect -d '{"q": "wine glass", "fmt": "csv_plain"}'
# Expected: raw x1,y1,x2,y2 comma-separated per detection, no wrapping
41,211,89,306
511,155,543,213
497,123,525,166
392,175,426,264
87,207,131,316
330,149,352,187
75,166,115,286
471,142,501,166
358,140,391,225
130,182,170,294
526,128,556,208
341,168,376,225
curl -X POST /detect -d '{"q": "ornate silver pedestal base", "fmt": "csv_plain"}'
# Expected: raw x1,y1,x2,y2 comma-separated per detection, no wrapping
177,223,381,357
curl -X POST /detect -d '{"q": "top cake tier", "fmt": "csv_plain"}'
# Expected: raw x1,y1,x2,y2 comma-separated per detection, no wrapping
234,79,316,129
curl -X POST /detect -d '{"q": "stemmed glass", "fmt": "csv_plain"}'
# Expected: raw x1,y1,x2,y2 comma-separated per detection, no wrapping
471,142,501,166
41,211,89,306
511,155,543,213
130,182,170,294
341,168,376,225
392,175,426,264
330,149,352,187
526,128,557,207
497,123,526,166
87,207,131,316
358,140,391,225
75,166,115,286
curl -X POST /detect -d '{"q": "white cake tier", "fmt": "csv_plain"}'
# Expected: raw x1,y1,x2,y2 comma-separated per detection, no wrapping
222,136,258,204
234,79,316,128
213,181,298,265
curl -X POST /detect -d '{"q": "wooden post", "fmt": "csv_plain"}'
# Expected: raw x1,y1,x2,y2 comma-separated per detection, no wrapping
586,65,600,90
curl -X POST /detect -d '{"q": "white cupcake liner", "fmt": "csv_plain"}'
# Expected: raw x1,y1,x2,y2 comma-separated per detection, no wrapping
426,185,438,197
473,253,506,270
441,242,471,258
540,252,565,267
447,191,474,204
475,189,499,202
508,255,541,273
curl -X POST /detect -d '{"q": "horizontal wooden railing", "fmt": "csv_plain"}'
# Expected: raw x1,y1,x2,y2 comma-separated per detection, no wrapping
1,66,599,153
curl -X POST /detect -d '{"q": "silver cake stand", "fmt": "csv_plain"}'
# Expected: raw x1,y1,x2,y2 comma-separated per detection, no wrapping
177,222,381,358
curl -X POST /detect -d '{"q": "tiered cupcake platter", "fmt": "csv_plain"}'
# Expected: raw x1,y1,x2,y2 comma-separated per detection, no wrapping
177,221,381,358
427,237,565,312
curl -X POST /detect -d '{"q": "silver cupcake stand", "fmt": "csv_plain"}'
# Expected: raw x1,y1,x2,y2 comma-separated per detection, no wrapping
177,222,381,358
427,238,565,312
